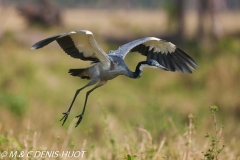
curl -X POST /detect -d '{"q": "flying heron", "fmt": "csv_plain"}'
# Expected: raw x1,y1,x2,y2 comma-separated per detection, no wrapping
31,30,198,127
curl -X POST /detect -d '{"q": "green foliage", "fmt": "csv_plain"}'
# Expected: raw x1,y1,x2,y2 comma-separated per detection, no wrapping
0,134,10,151
0,92,28,116
162,156,170,160
70,141,76,149
215,38,240,55
164,1,177,18
123,154,137,160
210,105,218,116
203,105,225,160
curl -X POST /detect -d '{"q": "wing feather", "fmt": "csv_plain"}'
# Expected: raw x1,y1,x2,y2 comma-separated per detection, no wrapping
157,52,165,66
109,37,198,73
31,30,110,66
172,52,196,70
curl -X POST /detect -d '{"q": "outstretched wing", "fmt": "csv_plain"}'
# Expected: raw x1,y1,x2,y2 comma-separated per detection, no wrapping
31,30,110,65
110,37,198,73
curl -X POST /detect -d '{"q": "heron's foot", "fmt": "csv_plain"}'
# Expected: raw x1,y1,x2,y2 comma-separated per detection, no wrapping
75,114,84,127
60,111,70,126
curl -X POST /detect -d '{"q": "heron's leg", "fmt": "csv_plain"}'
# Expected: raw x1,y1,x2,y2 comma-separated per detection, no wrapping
75,80,107,127
60,78,99,126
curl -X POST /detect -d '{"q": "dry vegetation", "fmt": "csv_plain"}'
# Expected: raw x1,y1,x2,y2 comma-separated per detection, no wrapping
0,6,240,160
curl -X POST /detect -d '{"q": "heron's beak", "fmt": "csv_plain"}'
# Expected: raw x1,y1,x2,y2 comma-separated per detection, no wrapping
156,64,169,71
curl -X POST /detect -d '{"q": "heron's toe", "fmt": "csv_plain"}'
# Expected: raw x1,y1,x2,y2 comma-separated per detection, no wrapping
75,114,84,127
60,111,70,126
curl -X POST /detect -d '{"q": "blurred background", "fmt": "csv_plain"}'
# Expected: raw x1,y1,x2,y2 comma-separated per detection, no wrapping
0,0,240,159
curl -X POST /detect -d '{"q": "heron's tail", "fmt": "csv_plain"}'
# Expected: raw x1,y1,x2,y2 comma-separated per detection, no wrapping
68,68,90,79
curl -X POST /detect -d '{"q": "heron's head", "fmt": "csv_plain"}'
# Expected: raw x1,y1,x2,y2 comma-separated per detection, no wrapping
145,59,168,70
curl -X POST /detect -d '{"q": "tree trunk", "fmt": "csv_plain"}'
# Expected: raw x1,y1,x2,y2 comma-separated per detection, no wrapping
176,0,185,41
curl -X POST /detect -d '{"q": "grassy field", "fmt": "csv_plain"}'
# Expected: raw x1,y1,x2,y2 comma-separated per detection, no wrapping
0,7,240,160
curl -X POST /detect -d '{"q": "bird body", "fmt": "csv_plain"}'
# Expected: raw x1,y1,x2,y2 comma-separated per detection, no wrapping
32,30,198,127
71,55,153,80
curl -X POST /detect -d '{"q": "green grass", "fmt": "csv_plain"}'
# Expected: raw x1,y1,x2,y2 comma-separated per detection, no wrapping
203,106,225,160
0,29,240,159
0,104,233,159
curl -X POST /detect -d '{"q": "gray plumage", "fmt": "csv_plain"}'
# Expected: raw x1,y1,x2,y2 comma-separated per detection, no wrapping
31,30,198,127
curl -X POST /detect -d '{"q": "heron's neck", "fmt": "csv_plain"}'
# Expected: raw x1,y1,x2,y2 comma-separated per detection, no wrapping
130,61,148,79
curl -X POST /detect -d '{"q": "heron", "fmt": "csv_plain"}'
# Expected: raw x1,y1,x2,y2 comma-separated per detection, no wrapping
31,30,198,127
